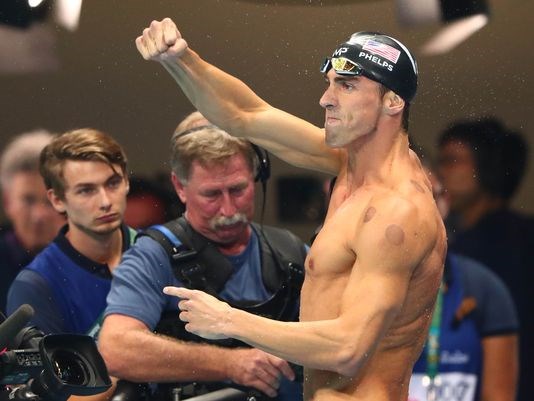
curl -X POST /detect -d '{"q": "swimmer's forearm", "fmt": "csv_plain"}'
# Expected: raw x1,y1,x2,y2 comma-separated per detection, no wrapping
160,49,267,137
224,307,370,377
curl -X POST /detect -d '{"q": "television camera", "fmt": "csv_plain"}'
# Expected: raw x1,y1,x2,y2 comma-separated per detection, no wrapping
0,304,111,401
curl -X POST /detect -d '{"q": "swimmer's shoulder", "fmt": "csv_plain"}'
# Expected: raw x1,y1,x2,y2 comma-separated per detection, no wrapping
350,193,437,273
358,189,439,248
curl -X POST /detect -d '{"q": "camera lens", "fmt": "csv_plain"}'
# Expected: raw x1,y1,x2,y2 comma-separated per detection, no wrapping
51,350,90,386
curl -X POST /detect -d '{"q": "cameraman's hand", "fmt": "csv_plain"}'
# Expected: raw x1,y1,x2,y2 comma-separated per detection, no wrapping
229,348,295,398
68,377,117,401
135,18,188,62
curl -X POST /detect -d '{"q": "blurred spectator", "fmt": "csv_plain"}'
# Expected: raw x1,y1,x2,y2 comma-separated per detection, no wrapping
0,130,65,315
436,116,533,401
125,175,182,230
409,161,519,401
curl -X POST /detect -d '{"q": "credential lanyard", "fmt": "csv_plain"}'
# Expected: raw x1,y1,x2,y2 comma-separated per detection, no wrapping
424,283,443,400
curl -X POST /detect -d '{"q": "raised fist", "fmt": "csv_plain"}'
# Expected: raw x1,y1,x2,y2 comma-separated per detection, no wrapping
135,18,188,62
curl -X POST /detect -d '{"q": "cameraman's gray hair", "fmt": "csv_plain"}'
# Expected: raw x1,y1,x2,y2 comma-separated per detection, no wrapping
174,111,210,135
0,129,54,190
170,125,255,185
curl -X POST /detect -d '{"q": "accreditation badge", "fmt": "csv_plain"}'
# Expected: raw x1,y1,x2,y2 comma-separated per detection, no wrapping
409,373,477,401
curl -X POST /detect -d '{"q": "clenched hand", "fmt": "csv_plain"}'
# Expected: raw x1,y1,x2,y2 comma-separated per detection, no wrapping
135,18,188,62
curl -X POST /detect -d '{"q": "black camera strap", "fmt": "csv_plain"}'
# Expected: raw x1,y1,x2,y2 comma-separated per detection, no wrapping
141,217,235,297
141,216,305,301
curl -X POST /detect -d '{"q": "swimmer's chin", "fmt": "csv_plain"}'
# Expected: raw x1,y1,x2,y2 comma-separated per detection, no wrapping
324,135,346,149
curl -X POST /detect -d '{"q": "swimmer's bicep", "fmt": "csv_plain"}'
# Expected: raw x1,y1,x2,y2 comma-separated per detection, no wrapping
341,240,415,318
335,240,417,349
332,206,426,359
336,254,412,356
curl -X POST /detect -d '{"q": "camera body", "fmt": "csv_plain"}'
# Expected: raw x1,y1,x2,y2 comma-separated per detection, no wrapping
1,329,111,401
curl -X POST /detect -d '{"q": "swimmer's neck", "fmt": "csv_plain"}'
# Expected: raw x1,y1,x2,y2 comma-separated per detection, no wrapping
345,128,409,190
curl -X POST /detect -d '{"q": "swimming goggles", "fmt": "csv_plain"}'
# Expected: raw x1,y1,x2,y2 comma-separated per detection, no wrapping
320,57,364,76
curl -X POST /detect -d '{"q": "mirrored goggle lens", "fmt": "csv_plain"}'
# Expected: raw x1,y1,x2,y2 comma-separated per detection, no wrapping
320,57,363,76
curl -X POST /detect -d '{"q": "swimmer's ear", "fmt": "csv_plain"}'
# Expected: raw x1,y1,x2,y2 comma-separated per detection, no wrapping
383,92,404,116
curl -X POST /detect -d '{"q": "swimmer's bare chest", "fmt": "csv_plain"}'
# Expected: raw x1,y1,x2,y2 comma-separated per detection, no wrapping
300,189,370,320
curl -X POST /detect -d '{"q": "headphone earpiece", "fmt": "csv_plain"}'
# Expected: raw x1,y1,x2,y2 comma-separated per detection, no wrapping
251,143,270,184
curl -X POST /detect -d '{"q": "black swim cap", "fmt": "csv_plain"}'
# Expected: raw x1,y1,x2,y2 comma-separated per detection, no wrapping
321,32,418,102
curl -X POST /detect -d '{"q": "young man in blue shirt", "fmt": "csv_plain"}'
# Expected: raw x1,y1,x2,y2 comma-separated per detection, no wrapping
7,128,134,336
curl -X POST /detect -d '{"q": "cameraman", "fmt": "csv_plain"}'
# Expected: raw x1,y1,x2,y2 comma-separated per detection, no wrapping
99,116,308,400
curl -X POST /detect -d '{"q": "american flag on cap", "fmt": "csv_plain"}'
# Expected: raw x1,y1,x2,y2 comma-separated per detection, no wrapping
362,39,401,64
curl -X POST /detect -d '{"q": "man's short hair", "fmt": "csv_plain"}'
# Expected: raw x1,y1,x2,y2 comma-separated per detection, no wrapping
40,128,128,199
175,111,210,135
438,116,528,201
0,129,54,191
171,125,256,184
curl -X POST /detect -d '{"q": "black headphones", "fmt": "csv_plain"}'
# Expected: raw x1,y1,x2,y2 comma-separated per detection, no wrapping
250,143,270,184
